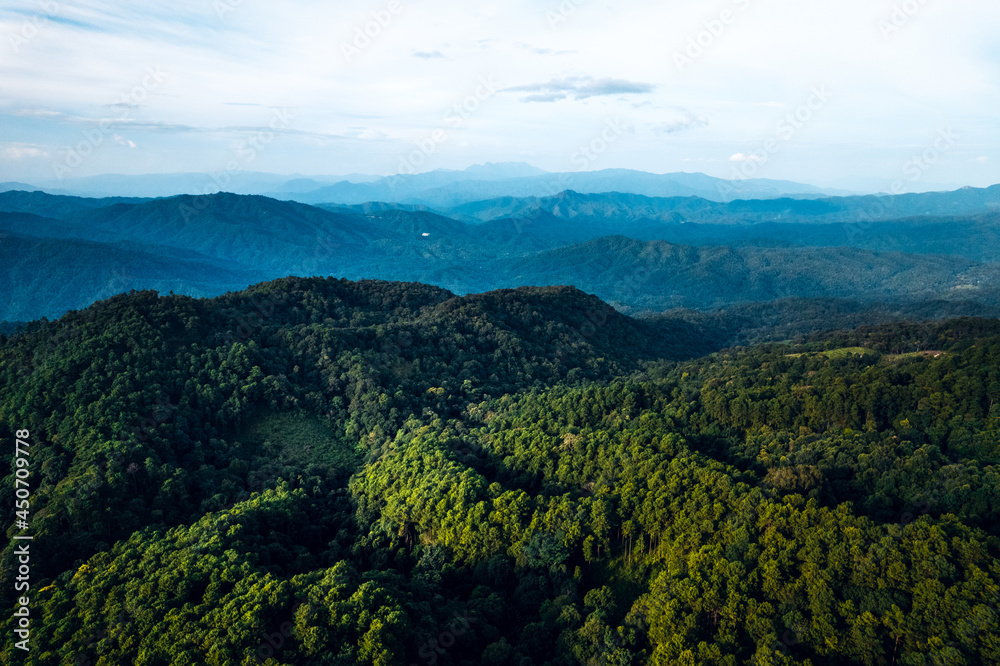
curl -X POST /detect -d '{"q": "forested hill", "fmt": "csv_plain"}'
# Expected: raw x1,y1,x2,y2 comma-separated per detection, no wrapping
0,277,701,574
2,278,1000,664
488,235,996,310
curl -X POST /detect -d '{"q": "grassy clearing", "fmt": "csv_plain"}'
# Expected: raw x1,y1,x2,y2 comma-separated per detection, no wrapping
785,347,877,359
241,411,362,476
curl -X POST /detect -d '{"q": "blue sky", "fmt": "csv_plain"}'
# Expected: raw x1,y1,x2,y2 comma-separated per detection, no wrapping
2,0,998,190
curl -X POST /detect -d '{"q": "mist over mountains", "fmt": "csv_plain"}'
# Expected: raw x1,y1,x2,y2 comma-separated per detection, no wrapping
16,163,853,203
2,178,999,330
275,167,850,207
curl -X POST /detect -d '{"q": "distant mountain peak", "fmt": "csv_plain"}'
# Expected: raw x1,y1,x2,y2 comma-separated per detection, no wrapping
0,182,44,193
459,162,548,178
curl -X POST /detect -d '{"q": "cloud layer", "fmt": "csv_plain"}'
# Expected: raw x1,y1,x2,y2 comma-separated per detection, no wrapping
1,0,998,189
505,76,656,102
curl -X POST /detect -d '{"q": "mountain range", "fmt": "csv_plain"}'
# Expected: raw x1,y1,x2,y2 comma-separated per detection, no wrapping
442,187,1000,225
2,183,999,332
274,167,851,207
14,163,854,203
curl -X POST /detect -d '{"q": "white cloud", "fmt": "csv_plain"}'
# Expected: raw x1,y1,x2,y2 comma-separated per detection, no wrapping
113,134,138,149
3,143,50,159
504,76,656,103
729,152,764,163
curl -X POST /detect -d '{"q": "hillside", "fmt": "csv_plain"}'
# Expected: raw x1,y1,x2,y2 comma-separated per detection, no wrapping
0,278,705,579
2,280,1000,664
0,189,150,218
0,233,263,320
62,193,380,269
644,296,1000,347
447,189,831,224
484,236,999,310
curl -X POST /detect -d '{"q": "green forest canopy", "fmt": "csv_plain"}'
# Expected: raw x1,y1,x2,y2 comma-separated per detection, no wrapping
1,277,999,665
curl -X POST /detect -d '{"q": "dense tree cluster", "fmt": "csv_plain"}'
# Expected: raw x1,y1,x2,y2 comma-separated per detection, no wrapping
1,279,999,664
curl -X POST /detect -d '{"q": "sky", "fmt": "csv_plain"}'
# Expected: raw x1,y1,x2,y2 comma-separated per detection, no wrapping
2,0,999,190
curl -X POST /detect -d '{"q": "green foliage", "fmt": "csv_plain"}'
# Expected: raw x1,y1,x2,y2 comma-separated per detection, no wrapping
2,279,1000,664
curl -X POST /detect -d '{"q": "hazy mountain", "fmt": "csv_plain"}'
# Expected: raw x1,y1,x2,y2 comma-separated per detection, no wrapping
645,295,1000,347
440,190,1000,262
318,201,436,215
277,164,556,205
0,182,42,192
4,189,1000,322
0,190,151,219
271,175,381,194
24,165,545,199
468,211,1000,263
27,171,377,198
449,190,696,224
818,175,967,194
0,233,261,320
0,212,87,240
673,216,1000,263
285,168,849,206
444,186,1000,226
459,161,548,179
826,185,1000,219
46,193,382,271
480,235,998,310
15,164,852,204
